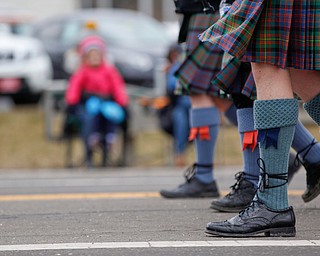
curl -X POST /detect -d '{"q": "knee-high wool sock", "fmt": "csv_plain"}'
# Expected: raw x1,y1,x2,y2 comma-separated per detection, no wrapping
237,108,259,188
254,99,298,210
292,120,320,164
304,93,320,126
189,107,220,184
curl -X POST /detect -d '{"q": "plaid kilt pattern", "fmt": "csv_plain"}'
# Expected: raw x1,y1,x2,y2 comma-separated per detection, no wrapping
185,13,220,54
199,0,264,59
244,0,320,70
175,12,225,96
200,0,320,97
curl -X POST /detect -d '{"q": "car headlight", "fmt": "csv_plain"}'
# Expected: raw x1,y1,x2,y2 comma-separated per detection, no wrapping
117,52,153,72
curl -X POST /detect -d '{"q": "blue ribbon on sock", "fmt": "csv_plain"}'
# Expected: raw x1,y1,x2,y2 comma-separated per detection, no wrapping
258,128,280,149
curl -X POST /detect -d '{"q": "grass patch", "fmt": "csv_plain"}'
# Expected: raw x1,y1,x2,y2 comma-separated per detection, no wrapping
0,106,319,169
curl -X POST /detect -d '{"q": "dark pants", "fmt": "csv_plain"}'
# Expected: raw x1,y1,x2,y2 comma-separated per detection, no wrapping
73,105,117,164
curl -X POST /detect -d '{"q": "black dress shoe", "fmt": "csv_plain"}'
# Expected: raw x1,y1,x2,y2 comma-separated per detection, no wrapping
160,177,219,198
160,163,220,198
302,161,320,203
206,200,296,237
210,172,256,212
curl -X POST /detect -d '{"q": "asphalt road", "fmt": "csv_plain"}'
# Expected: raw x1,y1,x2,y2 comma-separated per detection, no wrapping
0,165,319,255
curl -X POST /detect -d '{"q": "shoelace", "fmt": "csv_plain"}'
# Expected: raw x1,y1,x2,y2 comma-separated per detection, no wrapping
239,200,260,218
257,158,288,192
227,172,244,196
294,139,317,167
227,171,258,196
184,163,212,182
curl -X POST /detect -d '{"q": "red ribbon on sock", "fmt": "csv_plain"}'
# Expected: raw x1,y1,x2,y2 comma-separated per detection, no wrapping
242,130,258,152
188,126,210,141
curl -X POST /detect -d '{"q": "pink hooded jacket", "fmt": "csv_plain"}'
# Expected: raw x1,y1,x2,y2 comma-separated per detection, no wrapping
65,36,129,107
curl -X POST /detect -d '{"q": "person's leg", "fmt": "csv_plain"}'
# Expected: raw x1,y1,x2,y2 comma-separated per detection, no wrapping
191,105,220,184
211,108,259,212
172,104,190,167
210,94,258,212
206,63,297,237
289,69,320,202
304,95,320,125
100,117,117,167
80,111,99,167
160,94,220,198
290,69,320,125
224,103,238,126
292,120,320,165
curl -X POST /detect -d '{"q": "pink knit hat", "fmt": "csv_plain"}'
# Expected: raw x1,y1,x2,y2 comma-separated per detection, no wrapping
78,35,106,56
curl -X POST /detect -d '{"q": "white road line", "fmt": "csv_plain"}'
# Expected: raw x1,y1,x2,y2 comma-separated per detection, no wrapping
0,240,320,251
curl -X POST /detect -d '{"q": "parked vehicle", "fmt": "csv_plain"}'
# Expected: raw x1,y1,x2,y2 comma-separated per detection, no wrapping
32,8,174,88
0,9,53,103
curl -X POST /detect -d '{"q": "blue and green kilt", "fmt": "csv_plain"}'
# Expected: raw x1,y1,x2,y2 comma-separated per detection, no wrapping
200,0,320,98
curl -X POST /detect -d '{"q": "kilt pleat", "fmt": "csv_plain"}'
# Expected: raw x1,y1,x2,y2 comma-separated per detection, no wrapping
176,12,240,96
175,41,224,96
200,0,320,97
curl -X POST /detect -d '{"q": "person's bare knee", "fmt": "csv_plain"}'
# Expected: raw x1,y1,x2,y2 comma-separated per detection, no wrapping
190,94,215,108
289,69,320,102
212,97,232,113
251,63,293,100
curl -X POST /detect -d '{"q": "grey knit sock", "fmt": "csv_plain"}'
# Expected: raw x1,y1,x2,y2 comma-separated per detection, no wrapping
254,99,298,210
304,93,320,125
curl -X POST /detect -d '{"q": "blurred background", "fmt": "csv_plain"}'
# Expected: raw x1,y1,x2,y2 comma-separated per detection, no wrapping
0,0,318,169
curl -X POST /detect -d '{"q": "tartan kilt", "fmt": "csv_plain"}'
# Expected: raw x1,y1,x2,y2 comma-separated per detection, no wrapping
200,0,320,97
244,0,320,70
175,12,226,96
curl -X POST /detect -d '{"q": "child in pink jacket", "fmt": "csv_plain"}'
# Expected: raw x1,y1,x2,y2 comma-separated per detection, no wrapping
65,35,129,167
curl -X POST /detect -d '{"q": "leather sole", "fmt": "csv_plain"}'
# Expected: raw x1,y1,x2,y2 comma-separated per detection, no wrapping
205,226,296,238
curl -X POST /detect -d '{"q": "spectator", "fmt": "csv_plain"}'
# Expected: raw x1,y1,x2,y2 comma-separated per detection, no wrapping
65,35,128,167
165,44,191,167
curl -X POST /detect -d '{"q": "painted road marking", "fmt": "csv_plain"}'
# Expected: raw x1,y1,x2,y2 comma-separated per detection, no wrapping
0,240,319,251
0,192,161,201
0,190,305,202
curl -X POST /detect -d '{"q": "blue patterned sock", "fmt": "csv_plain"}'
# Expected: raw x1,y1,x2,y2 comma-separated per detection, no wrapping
190,107,220,184
224,103,238,126
292,120,320,164
237,108,259,188
254,99,298,210
304,93,320,125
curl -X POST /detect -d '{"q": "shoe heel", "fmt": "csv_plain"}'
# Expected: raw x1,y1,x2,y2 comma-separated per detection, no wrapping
265,227,296,237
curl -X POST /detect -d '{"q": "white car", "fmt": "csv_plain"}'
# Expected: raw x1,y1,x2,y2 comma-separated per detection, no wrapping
0,28,52,102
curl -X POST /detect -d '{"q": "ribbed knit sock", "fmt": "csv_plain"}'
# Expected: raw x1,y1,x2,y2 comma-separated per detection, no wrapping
224,103,238,126
254,99,298,210
292,120,320,164
304,93,320,125
190,107,220,184
237,108,259,188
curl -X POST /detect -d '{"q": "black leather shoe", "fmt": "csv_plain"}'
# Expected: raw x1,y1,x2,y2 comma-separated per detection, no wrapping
302,161,320,203
160,163,220,198
160,177,220,198
206,200,296,237
288,152,302,184
210,172,256,212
